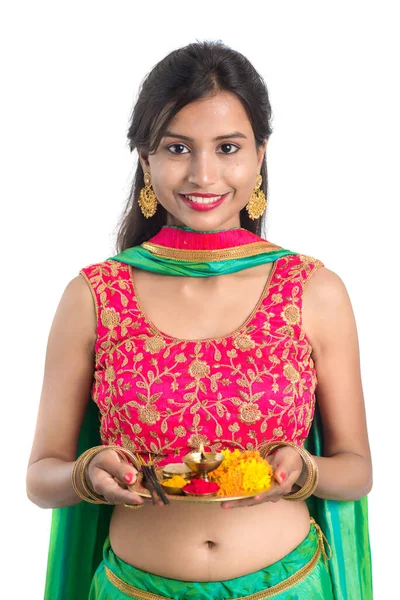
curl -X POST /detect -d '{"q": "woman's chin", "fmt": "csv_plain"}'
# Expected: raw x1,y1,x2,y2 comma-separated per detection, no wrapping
168,205,240,232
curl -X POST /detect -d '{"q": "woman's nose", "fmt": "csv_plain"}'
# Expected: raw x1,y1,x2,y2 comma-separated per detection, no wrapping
187,152,219,187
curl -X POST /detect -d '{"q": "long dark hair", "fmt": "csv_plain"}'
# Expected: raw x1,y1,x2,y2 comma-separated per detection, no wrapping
116,40,273,252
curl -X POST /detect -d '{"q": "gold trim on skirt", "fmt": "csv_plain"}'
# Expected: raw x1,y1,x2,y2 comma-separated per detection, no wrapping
104,518,331,600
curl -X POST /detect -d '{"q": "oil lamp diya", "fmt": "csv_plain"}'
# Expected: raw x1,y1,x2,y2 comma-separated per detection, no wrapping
183,442,225,481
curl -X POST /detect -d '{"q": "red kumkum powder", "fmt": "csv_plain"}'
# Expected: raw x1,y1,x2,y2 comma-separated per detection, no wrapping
183,479,220,495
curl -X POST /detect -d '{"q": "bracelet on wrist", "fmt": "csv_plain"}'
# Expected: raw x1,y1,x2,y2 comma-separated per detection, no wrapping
259,441,319,501
72,445,140,505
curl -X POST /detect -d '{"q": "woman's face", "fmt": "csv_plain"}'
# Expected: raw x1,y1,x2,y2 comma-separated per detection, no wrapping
139,90,267,231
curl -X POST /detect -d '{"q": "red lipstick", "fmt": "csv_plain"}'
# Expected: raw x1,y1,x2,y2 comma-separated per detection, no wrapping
179,192,229,212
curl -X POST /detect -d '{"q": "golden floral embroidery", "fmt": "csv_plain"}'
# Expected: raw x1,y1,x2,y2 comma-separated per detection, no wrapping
143,335,166,354
271,293,283,304
283,363,301,383
188,433,210,448
101,307,120,329
174,426,186,437
273,426,284,437
138,404,161,425
188,359,210,379
105,366,116,382
79,252,324,460
239,402,262,424
233,333,256,351
281,304,300,325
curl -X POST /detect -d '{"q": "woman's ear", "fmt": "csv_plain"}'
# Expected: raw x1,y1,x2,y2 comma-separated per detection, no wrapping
257,140,268,170
138,150,150,172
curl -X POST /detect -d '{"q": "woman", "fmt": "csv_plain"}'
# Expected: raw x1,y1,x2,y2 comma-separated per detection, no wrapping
27,41,373,599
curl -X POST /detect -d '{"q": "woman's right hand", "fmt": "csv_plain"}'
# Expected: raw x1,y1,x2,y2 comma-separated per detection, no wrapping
85,449,145,506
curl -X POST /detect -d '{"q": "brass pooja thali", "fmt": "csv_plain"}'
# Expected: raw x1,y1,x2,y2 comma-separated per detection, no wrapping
129,447,276,504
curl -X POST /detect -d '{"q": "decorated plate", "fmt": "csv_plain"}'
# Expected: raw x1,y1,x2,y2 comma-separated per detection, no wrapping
129,468,276,504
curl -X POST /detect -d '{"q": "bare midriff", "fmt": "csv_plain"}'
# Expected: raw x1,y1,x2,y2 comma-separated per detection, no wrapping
109,500,311,581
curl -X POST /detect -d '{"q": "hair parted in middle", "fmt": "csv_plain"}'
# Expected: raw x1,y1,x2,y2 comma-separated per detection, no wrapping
116,40,274,252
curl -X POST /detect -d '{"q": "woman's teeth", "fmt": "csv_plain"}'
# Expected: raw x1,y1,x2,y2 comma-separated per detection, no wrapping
183,195,223,204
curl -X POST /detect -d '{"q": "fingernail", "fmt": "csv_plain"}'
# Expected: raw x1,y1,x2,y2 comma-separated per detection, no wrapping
279,472,286,482
124,473,135,483
223,504,232,509
255,495,263,500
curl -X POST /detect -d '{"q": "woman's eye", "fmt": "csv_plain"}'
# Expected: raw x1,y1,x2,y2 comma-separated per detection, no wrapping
167,144,189,154
166,143,239,155
218,143,239,154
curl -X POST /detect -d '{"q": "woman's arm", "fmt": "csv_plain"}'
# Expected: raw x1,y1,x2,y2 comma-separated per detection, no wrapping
26,275,98,508
300,266,373,501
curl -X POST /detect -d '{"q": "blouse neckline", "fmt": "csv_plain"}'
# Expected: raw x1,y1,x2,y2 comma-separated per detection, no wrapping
128,260,279,343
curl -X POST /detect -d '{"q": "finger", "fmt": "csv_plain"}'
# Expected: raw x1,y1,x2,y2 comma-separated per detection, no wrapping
267,453,288,484
91,470,144,505
268,453,300,486
274,469,287,485
90,450,139,485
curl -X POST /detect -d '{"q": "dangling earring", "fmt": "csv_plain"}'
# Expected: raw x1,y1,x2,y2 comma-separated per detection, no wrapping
138,172,158,218
245,174,267,220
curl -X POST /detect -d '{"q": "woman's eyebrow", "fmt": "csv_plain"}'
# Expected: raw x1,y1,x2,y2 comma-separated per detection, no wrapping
163,130,248,141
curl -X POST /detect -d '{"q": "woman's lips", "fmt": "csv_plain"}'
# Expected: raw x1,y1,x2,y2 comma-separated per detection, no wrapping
178,192,229,211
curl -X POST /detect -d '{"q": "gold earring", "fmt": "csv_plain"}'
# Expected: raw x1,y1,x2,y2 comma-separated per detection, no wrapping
245,174,267,220
138,172,158,218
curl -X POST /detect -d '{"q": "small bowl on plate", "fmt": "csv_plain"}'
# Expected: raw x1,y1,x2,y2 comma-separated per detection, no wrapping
162,463,195,480
160,479,186,496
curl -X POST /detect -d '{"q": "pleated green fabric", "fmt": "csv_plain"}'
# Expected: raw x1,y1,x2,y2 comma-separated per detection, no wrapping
305,407,373,599
89,522,333,599
109,246,296,277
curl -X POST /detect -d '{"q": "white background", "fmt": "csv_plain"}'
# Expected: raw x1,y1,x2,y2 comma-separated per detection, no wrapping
1,1,398,598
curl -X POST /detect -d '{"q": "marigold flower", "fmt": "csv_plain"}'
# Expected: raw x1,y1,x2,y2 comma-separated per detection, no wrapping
209,448,273,496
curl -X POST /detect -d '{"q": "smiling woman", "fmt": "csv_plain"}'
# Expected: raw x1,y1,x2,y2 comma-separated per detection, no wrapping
138,92,266,229
27,40,373,600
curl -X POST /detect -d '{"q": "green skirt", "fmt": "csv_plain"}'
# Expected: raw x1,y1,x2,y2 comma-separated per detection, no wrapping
89,518,333,600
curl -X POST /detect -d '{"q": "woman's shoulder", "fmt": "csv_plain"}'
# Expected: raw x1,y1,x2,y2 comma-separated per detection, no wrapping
78,259,133,295
275,249,349,313
282,248,347,305
79,258,130,278
273,250,325,290
300,258,354,356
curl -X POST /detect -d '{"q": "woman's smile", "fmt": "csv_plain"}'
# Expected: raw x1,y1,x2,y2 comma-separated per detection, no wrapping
178,192,230,211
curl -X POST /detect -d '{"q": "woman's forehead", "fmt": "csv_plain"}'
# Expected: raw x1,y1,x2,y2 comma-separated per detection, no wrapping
166,92,253,138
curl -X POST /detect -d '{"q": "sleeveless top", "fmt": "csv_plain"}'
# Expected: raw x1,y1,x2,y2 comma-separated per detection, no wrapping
80,253,324,466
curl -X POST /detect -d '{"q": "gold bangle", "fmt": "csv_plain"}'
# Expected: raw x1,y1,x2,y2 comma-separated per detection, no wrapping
80,447,115,504
72,445,138,504
72,448,102,503
260,441,318,501
82,445,139,503
72,446,112,504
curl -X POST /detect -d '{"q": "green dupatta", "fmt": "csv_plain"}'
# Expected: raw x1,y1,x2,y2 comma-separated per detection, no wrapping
44,228,373,599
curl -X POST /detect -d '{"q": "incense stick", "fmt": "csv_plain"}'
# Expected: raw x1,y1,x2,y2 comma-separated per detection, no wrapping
135,453,170,505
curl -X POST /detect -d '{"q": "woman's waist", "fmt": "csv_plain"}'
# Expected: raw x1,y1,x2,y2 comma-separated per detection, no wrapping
109,499,311,581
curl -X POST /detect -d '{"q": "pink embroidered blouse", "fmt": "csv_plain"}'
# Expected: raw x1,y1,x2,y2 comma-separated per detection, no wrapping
80,253,324,466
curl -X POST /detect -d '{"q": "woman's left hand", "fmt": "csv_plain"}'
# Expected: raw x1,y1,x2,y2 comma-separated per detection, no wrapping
221,445,304,509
